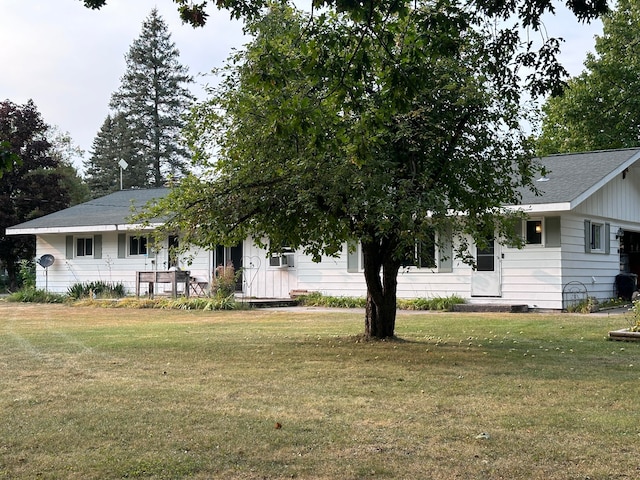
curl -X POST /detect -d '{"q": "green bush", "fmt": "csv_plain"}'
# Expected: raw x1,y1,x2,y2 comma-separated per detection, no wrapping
297,292,464,311
157,295,238,311
17,259,36,289
566,296,599,313
74,294,240,311
67,281,125,300
397,295,465,311
7,287,66,304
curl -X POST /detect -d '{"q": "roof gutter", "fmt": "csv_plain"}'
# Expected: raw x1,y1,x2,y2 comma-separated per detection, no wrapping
505,202,572,213
5,222,164,236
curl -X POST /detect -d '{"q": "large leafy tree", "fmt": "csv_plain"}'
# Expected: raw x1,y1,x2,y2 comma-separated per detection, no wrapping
81,0,608,27
0,100,78,289
47,127,90,206
0,141,21,179
537,0,640,155
87,0,608,339
95,8,194,190
141,2,559,339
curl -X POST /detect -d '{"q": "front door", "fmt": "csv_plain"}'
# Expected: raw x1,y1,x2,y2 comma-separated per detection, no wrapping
214,243,244,291
471,238,502,297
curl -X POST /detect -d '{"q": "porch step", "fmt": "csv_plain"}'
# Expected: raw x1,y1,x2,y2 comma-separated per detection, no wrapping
452,304,529,313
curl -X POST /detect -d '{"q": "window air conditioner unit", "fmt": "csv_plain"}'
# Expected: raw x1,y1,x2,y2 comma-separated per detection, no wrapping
269,253,294,268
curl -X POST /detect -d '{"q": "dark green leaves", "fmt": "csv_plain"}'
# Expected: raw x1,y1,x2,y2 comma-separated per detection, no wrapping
537,0,640,155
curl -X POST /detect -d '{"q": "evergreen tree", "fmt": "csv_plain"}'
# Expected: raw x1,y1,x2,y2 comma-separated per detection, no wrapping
109,8,194,188
85,113,143,197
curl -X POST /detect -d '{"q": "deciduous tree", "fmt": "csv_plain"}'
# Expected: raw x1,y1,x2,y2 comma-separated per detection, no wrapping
537,0,640,155
80,0,608,27
141,3,549,339
0,100,77,289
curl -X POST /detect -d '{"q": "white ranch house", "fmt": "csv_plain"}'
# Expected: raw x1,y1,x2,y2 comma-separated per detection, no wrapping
7,148,640,310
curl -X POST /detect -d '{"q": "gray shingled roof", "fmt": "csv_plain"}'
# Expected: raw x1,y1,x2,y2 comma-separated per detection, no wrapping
7,188,170,233
8,148,640,235
517,148,640,207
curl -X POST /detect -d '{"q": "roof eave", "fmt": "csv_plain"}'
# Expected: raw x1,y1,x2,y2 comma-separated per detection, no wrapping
6,222,164,236
506,202,572,213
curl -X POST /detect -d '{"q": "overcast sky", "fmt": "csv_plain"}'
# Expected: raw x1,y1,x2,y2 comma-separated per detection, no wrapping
0,1,603,172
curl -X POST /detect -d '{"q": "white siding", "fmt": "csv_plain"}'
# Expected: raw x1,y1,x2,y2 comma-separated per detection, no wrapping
239,240,298,298
575,167,640,222
498,243,563,309
31,207,638,311
559,214,622,304
35,233,212,296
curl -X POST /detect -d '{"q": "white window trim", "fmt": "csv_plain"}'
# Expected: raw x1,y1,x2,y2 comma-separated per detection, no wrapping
584,220,610,255
524,218,544,247
75,236,93,258
348,237,450,274
128,235,149,257
590,222,604,252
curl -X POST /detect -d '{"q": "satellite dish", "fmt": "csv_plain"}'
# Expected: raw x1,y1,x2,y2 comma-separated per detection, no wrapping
38,254,55,268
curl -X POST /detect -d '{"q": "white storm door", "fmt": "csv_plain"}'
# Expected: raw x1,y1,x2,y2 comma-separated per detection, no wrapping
471,238,502,297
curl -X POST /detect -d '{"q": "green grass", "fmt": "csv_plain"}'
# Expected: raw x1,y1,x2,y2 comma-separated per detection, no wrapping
1,303,639,479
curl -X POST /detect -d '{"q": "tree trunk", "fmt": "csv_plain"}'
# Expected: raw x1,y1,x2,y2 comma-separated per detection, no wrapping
362,239,401,339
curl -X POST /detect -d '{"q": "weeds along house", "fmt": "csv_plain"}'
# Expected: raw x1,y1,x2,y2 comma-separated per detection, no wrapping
7,148,640,309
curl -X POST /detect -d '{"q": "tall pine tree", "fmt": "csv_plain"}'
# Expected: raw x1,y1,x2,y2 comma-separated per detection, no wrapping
85,113,142,197
86,8,194,194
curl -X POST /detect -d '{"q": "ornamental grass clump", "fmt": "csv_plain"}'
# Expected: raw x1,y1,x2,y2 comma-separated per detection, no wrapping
211,263,239,298
67,281,126,300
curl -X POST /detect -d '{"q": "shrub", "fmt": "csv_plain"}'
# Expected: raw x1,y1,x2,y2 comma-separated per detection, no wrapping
73,295,240,311
7,287,66,303
398,295,465,311
67,281,125,300
17,259,36,289
157,296,238,311
297,293,464,311
212,263,239,297
566,296,599,313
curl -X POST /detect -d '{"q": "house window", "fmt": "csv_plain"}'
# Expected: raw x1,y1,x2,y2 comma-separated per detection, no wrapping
402,231,436,269
347,241,364,272
526,219,542,245
348,228,451,273
129,235,148,256
591,223,603,251
584,220,610,254
476,238,495,271
76,237,93,257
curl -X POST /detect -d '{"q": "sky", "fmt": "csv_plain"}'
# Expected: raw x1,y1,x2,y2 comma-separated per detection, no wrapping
0,1,604,172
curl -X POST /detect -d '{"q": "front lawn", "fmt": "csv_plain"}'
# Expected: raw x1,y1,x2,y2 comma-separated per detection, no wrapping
0,303,638,479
